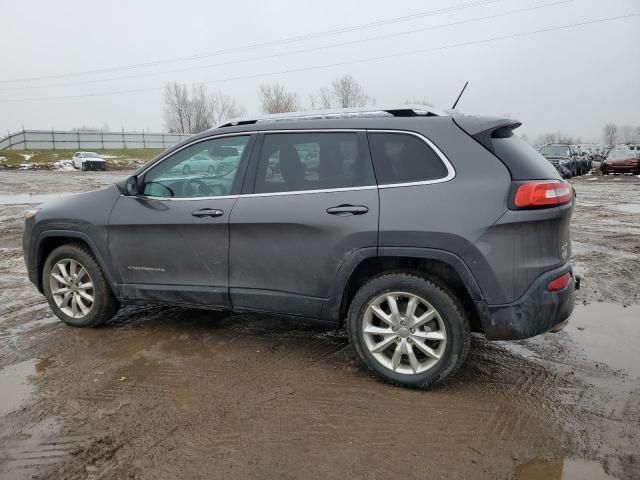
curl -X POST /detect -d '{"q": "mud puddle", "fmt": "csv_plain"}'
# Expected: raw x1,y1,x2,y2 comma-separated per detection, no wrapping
567,303,640,377
0,193,76,205
613,203,640,214
514,458,616,479
0,358,53,416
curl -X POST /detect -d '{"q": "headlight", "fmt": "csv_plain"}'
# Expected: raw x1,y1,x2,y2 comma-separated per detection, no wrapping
24,208,39,219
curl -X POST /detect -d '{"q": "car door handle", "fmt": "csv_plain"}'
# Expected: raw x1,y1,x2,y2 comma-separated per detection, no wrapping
326,204,369,216
191,208,224,218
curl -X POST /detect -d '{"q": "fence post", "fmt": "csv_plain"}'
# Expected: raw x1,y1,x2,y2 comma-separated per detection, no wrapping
101,129,104,150
161,132,165,148
23,126,26,150
77,129,81,149
122,126,126,150
52,127,56,150
7,130,11,150
143,130,146,149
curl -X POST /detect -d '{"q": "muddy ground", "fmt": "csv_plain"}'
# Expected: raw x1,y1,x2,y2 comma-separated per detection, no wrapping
0,170,638,480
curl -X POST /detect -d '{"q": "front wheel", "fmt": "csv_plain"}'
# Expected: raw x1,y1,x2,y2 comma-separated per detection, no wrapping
43,244,119,327
347,273,470,388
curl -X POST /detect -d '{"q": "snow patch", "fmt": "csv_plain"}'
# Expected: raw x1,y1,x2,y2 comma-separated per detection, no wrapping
52,160,76,171
20,154,33,161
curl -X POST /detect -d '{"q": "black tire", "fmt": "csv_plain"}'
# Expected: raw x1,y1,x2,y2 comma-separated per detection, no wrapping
347,272,470,388
43,243,119,327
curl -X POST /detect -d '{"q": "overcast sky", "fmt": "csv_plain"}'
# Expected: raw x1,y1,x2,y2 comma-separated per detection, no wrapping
1,0,639,141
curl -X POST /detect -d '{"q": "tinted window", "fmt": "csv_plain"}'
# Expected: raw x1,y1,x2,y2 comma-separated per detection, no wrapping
254,132,374,193
141,135,250,198
493,135,560,180
368,133,448,184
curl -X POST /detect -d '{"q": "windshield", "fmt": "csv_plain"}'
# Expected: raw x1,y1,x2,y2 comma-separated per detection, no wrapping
539,146,570,157
82,152,102,159
607,150,636,159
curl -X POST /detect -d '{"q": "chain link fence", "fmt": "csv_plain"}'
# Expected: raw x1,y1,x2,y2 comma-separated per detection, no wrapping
0,129,191,150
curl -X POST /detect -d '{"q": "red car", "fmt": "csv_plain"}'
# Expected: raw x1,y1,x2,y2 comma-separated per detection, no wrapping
601,150,640,175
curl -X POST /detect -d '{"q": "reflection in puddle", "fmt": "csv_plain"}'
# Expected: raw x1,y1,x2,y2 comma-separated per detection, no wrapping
568,304,640,377
0,192,75,205
514,458,616,479
613,203,640,214
0,357,55,416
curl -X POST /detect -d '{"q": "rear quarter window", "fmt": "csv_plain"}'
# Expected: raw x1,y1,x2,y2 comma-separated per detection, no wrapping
491,134,561,180
368,132,449,184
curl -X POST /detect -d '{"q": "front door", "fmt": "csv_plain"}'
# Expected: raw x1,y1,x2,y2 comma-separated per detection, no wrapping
108,134,254,306
229,131,379,317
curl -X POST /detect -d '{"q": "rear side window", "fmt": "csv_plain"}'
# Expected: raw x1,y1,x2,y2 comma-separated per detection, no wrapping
491,133,560,180
254,132,375,193
368,133,448,184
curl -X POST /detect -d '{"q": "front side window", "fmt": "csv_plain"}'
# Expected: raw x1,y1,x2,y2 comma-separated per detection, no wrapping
141,135,250,198
254,132,374,193
368,132,448,184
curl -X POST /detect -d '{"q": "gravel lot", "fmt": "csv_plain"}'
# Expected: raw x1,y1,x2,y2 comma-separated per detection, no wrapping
0,170,638,480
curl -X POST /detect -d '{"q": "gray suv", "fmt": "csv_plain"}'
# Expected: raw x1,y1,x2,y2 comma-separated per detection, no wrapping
23,106,577,388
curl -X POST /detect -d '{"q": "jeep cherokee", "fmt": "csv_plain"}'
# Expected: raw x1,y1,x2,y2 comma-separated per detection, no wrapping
23,105,577,388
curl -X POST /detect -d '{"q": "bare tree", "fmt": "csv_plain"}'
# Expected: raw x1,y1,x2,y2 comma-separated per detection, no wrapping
188,85,213,133
163,83,246,133
534,133,558,147
331,75,372,108
209,92,246,126
602,123,618,146
619,125,634,144
259,83,299,113
163,82,191,133
310,75,373,109
405,99,433,106
309,87,332,110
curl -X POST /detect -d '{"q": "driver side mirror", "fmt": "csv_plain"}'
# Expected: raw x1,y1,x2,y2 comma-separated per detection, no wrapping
116,175,141,196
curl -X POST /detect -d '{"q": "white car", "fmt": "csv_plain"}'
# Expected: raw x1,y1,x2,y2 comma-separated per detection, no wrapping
72,152,106,171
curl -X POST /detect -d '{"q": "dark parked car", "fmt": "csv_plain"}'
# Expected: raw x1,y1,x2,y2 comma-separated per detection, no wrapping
539,144,581,176
23,106,577,388
601,150,640,175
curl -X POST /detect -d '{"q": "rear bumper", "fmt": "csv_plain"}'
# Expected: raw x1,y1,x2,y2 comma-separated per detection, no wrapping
476,263,576,340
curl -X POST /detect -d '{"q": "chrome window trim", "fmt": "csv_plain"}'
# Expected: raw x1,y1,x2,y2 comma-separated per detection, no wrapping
131,128,454,201
367,129,456,189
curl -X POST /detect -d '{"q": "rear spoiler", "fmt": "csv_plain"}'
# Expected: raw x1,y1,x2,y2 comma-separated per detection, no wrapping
452,116,522,153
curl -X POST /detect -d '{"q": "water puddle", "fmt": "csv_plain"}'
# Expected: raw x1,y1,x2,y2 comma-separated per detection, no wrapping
0,192,75,205
514,458,616,479
568,303,640,377
0,357,55,416
612,203,640,214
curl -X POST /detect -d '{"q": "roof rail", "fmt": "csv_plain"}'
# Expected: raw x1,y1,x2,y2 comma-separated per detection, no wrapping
215,104,448,129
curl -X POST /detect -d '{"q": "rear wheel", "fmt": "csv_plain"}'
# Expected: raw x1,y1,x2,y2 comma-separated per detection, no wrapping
347,273,470,388
43,244,119,327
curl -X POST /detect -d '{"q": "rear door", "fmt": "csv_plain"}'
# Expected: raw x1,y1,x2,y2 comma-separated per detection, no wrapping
228,130,378,317
108,134,255,306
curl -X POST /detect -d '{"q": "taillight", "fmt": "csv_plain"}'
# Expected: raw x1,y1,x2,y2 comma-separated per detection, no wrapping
547,272,571,292
513,181,573,209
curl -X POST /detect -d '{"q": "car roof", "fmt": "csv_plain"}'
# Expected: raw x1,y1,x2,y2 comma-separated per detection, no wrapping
213,105,449,129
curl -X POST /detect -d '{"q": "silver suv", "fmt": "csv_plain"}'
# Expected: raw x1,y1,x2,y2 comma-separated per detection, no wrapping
23,106,577,388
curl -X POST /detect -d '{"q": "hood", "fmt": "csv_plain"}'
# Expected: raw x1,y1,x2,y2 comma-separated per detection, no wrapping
605,157,639,165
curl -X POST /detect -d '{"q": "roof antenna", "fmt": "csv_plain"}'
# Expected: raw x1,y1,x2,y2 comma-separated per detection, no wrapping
451,81,469,110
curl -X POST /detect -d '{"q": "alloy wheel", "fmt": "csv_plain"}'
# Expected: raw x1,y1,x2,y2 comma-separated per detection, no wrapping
362,292,447,375
50,259,95,319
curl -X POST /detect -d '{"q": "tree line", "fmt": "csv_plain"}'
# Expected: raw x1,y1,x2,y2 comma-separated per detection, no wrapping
532,123,640,148
163,74,375,134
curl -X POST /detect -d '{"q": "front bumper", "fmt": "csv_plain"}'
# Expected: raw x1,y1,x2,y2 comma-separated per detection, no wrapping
84,161,107,171
476,263,576,340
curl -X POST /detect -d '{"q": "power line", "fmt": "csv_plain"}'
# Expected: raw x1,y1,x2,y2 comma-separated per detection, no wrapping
1,0,571,91
1,12,637,103
0,0,502,84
